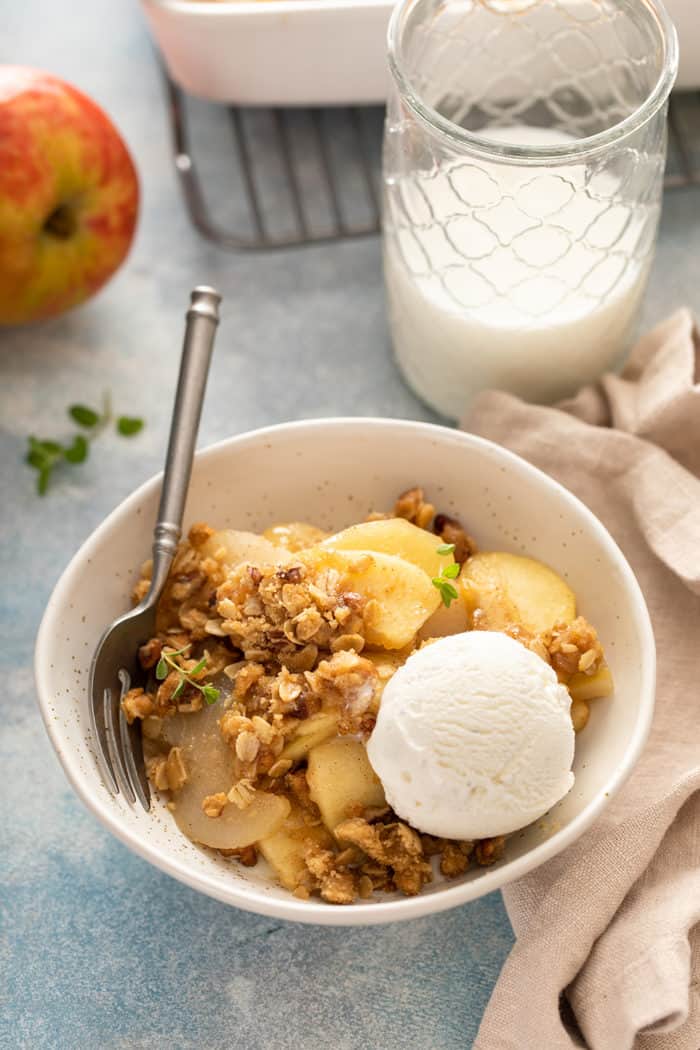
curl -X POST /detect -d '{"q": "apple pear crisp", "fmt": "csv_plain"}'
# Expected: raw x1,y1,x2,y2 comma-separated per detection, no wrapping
124,488,613,904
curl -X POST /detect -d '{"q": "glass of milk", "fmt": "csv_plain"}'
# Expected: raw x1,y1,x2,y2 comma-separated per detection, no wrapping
383,0,678,419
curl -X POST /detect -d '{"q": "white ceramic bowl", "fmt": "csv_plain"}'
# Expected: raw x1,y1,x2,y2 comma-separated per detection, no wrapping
35,419,655,925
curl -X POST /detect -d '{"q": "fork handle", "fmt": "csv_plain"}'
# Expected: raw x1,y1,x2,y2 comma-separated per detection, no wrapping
148,286,221,598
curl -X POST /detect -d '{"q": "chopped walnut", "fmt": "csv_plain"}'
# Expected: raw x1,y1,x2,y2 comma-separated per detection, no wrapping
132,576,151,605
297,843,357,904
439,841,473,877
220,705,288,779
121,687,154,724
433,513,477,565
475,836,506,865
137,534,222,642
154,670,202,717
231,844,258,867
304,843,336,880
305,650,380,734
548,617,604,681
419,834,443,857
162,629,191,651
281,644,319,673
335,817,432,896
233,662,265,700
284,769,320,817
216,560,367,660
394,486,435,530
202,792,228,818
188,522,215,548
501,623,553,665
360,860,395,893
138,638,163,670
319,869,357,905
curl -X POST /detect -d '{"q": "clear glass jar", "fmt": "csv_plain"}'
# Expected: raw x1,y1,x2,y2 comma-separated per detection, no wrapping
383,0,678,419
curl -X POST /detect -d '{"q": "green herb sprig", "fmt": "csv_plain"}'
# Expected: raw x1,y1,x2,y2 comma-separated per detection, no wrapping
155,646,220,705
26,392,144,495
432,543,460,607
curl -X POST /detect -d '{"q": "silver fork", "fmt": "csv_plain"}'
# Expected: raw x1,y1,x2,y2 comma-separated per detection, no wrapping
89,286,221,809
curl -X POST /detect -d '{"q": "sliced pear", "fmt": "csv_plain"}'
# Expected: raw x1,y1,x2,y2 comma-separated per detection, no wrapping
201,528,291,569
258,805,334,890
157,699,289,850
300,547,440,650
462,551,576,634
322,517,454,579
262,522,328,552
306,736,386,835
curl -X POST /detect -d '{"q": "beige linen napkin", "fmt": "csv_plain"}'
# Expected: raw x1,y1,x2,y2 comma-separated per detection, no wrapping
466,310,700,1050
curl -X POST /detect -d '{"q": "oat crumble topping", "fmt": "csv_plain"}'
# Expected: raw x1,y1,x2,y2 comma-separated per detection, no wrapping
122,491,611,904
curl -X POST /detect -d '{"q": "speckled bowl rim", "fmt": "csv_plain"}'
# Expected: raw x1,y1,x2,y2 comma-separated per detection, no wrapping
34,418,656,926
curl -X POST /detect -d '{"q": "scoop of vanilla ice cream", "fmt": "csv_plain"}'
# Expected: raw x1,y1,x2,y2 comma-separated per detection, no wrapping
366,631,575,840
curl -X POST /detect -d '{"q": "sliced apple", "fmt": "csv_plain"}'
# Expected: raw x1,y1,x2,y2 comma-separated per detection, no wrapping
201,528,291,569
418,587,470,640
462,551,576,634
306,736,386,835
279,711,339,763
300,547,440,650
262,522,328,552
363,650,406,709
363,650,407,677
322,517,454,579
568,663,614,703
157,699,289,850
258,806,334,891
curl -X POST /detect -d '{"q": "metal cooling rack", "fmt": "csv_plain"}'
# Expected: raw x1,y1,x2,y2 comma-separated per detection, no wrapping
165,75,382,249
666,92,700,189
165,75,700,252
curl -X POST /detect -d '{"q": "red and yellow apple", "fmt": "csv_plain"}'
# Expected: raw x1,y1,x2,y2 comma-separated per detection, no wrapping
0,67,139,325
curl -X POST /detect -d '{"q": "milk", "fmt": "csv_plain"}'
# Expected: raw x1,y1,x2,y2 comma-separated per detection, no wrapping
383,126,654,419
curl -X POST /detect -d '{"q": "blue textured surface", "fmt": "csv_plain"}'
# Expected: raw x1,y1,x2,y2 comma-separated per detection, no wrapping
0,5,515,1048
3,2,699,1047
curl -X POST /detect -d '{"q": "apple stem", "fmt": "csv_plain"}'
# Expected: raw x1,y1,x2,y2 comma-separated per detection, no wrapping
44,204,78,239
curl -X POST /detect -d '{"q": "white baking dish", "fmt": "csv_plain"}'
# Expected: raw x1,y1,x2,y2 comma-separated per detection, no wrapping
141,0,698,107
141,0,394,105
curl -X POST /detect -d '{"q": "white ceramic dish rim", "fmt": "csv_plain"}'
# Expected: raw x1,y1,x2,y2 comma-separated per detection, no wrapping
145,0,392,16
34,418,656,925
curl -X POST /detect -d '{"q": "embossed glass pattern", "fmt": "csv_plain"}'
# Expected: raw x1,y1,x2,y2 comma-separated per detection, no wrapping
383,0,678,418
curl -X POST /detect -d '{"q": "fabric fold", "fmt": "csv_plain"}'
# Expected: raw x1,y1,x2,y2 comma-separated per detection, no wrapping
466,313,700,1050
